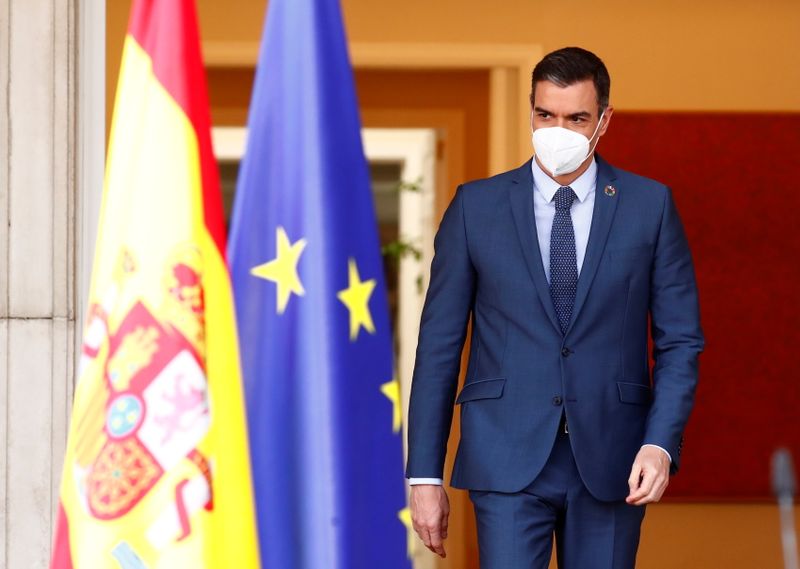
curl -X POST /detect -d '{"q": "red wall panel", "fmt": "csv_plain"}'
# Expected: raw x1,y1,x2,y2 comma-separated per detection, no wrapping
600,113,800,499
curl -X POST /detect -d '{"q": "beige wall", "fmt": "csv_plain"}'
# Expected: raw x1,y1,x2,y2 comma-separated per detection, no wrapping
639,503,800,568
198,0,800,111
109,0,800,116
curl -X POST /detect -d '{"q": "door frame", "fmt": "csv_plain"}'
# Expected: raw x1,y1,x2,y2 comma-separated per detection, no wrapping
203,41,542,175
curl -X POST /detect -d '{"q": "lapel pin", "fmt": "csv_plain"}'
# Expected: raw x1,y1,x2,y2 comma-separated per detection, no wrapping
604,185,616,197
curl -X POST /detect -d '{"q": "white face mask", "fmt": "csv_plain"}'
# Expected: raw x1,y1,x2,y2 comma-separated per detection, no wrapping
531,111,606,177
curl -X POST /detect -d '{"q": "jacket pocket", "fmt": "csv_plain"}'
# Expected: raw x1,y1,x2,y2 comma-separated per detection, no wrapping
617,381,652,405
455,377,505,404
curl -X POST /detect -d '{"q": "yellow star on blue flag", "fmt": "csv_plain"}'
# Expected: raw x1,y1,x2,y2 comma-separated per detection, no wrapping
337,258,376,340
250,226,307,314
381,377,402,433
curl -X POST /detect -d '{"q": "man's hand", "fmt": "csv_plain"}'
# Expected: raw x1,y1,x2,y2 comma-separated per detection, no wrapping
410,484,450,558
626,446,670,506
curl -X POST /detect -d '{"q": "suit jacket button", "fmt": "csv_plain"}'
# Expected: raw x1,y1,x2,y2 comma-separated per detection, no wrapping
561,347,571,357
552,396,563,406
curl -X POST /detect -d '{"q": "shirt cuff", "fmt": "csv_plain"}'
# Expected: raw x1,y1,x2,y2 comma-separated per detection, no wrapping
642,443,672,463
408,477,444,485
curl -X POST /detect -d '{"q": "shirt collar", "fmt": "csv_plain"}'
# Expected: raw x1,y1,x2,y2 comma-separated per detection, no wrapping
531,156,597,204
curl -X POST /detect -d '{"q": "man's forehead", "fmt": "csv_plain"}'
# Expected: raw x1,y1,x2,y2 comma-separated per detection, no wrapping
534,79,598,113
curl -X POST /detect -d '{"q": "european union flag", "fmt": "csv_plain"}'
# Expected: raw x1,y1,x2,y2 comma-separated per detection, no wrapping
227,0,411,567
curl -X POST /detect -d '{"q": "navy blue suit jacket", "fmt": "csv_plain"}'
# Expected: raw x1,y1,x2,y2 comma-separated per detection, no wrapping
405,156,704,502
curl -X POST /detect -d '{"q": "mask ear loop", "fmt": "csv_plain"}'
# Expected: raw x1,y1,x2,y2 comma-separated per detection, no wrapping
587,110,607,156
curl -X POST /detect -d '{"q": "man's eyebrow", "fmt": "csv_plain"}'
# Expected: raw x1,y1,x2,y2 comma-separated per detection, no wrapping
533,107,593,119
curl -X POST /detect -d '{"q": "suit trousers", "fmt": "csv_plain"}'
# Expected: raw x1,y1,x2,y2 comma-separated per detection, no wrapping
469,426,646,569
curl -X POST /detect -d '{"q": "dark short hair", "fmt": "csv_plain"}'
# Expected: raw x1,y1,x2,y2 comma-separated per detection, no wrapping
530,47,610,112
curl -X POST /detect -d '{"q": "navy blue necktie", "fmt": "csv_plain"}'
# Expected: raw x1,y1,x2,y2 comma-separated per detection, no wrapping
550,186,578,334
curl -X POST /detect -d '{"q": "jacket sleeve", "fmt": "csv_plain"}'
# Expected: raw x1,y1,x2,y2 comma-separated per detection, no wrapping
644,186,705,473
405,185,476,479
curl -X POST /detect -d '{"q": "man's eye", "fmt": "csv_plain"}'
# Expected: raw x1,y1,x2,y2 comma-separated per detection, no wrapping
537,113,550,118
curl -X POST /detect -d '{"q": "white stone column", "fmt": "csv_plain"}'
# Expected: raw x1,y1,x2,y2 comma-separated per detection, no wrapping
0,0,95,566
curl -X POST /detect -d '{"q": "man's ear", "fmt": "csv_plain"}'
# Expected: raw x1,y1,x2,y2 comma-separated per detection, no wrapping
598,106,614,137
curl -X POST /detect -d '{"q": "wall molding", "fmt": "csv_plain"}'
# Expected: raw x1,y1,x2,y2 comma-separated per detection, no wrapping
203,41,542,173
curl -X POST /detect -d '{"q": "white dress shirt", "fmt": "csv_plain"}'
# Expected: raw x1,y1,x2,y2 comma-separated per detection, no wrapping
408,157,669,486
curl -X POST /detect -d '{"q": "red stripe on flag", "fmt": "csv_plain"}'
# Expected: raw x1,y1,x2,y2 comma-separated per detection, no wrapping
174,479,192,542
49,503,74,569
127,0,227,257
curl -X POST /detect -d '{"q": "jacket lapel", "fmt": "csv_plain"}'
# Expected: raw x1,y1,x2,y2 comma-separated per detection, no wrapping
563,155,619,337
508,160,563,335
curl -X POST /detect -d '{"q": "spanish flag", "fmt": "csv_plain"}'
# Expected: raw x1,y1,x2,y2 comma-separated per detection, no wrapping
50,0,260,567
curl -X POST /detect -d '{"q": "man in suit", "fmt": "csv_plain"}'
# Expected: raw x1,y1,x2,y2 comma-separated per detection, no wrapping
406,47,704,568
